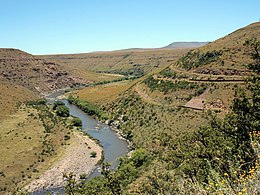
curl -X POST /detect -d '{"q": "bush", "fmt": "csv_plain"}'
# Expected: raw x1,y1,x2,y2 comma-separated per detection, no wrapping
64,135,70,140
71,117,82,127
143,76,198,92
68,96,108,120
131,148,148,167
27,98,47,106
159,68,177,78
90,151,97,158
56,105,70,117
177,50,222,70
53,101,65,110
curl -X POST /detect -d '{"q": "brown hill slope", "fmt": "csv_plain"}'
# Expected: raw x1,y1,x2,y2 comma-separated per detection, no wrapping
0,48,87,94
176,22,260,75
0,48,90,120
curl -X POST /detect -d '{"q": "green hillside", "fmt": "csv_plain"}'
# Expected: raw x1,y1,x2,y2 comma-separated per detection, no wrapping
69,23,260,194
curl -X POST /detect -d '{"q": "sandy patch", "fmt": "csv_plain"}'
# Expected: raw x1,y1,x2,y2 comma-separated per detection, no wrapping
24,131,102,192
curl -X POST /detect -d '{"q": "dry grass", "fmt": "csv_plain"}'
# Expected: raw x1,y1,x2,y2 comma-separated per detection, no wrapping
40,48,190,75
0,80,36,121
76,80,135,104
0,107,46,192
179,22,260,72
0,104,83,193
78,70,124,82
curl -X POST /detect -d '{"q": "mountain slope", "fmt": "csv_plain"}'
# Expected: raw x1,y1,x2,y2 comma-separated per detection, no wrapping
176,22,260,74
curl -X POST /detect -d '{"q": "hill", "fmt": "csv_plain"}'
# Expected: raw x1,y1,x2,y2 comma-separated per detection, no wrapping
0,48,88,94
40,48,190,77
0,48,91,121
163,41,209,49
69,22,260,194
176,22,260,74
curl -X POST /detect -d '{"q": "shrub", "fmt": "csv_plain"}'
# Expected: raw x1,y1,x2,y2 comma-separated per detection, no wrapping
53,101,65,110
143,76,198,92
68,96,108,120
56,105,70,117
64,135,70,140
71,117,82,127
90,151,97,158
27,98,47,106
159,68,177,78
177,50,222,70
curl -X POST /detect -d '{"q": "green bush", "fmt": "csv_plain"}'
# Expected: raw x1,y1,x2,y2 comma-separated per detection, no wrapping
53,101,65,110
144,76,198,92
56,105,70,117
177,50,222,70
68,96,108,120
71,117,82,127
27,98,47,106
159,68,177,78
90,151,97,158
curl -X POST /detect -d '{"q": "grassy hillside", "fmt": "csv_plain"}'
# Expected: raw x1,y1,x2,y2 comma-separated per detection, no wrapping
76,80,136,104
0,48,129,122
67,23,260,194
176,22,260,73
0,48,119,193
0,79,36,121
40,48,190,77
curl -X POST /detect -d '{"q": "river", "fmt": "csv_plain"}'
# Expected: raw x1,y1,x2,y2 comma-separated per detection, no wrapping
32,90,129,194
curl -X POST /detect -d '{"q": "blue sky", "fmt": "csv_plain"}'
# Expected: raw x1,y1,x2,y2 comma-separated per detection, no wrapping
1,0,259,54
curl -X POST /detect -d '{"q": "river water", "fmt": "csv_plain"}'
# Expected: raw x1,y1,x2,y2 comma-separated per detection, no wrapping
32,91,129,194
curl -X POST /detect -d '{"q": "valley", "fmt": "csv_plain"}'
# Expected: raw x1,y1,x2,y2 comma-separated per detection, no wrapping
0,22,259,194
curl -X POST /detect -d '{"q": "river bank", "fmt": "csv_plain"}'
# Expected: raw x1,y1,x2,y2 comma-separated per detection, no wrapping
23,88,129,193
24,130,102,193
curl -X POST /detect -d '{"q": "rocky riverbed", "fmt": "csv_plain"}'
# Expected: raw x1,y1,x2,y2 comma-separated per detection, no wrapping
24,131,102,192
